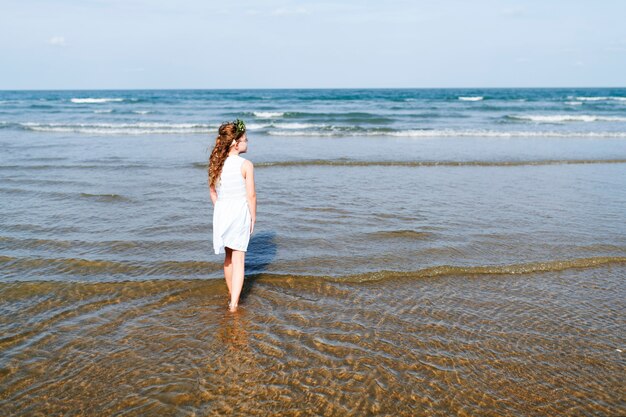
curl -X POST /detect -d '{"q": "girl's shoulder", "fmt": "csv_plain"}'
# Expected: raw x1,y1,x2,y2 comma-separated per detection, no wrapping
226,154,246,163
233,154,247,165
235,154,252,166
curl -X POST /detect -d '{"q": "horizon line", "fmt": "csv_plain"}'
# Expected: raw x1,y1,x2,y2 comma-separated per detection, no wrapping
1,86,625,92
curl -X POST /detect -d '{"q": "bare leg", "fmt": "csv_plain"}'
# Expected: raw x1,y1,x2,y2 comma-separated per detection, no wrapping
229,249,245,311
224,247,233,297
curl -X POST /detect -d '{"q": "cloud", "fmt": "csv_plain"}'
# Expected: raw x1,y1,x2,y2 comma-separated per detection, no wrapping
605,39,626,52
270,7,309,16
46,36,66,47
500,7,526,18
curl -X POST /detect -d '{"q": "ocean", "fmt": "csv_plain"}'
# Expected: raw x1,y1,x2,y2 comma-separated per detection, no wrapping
1,88,625,416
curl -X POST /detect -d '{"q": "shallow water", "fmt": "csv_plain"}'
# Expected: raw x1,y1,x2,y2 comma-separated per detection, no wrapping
1,89,625,415
2,132,626,280
1,266,625,416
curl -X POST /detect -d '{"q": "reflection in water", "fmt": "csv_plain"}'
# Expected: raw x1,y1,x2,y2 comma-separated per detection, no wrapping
216,308,250,352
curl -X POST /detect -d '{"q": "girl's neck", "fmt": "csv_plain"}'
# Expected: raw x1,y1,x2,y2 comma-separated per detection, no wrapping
228,150,239,157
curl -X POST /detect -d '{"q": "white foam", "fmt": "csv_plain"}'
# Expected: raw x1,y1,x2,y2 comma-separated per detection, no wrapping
94,109,113,113
575,96,626,102
267,129,626,138
133,110,151,114
458,96,483,101
245,123,270,130
508,114,626,123
564,101,583,106
253,111,284,118
21,122,219,135
71,98,125,104
272,122,319,129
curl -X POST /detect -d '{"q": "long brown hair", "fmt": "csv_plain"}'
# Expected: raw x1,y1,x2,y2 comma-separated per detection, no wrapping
208,121,246,188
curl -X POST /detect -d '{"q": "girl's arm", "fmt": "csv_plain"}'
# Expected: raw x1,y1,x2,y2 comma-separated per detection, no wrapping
242,160,256,233
209,183,217,205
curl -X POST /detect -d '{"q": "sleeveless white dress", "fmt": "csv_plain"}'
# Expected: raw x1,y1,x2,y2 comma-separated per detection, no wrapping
213,155,251,254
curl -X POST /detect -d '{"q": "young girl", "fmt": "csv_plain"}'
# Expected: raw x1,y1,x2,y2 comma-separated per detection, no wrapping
208,119,256,312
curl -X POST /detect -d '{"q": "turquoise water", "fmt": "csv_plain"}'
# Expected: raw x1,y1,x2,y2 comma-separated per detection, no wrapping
1,87,626,137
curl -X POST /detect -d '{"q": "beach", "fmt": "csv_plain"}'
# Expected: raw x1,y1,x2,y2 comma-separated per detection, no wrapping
1,266,624,415
1,88,625,415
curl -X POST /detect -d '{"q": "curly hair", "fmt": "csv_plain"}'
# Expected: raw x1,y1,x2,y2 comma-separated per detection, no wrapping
208,120,246,188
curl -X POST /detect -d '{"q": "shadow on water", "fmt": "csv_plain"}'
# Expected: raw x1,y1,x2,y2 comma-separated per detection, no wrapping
240,230,277,302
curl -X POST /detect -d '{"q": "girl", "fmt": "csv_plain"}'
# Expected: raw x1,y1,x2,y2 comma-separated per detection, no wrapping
208,119,256,312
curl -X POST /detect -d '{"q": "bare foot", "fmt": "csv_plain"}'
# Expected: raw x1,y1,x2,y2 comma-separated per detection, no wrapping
228,301,238,312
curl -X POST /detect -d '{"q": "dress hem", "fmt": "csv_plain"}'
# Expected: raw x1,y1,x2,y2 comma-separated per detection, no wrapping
214,243,248,255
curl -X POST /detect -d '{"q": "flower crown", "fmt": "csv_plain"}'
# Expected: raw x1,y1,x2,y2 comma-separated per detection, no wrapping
232,118,246,135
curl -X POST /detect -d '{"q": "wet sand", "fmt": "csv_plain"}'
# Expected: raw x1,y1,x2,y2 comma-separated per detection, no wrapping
1,264,624,416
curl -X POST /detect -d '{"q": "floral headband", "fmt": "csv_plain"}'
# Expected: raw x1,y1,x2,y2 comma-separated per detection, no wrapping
232,118,246,135
223,118,246,146
219,119,246,134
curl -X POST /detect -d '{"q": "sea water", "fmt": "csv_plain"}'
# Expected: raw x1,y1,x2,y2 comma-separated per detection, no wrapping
1,88,625,415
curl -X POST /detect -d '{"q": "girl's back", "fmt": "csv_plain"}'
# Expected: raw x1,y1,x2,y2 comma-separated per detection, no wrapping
216,155,246,201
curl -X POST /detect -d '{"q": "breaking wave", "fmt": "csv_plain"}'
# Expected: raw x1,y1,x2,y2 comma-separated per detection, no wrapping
70,98,125,104
506,114,626,123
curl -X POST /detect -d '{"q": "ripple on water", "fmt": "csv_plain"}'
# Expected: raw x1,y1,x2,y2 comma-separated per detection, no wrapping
0,265,624,416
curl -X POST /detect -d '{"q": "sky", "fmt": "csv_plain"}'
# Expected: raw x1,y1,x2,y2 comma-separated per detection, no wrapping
1,0,625,89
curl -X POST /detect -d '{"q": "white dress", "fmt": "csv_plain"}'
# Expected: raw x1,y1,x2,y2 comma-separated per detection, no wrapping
213,155,251,254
